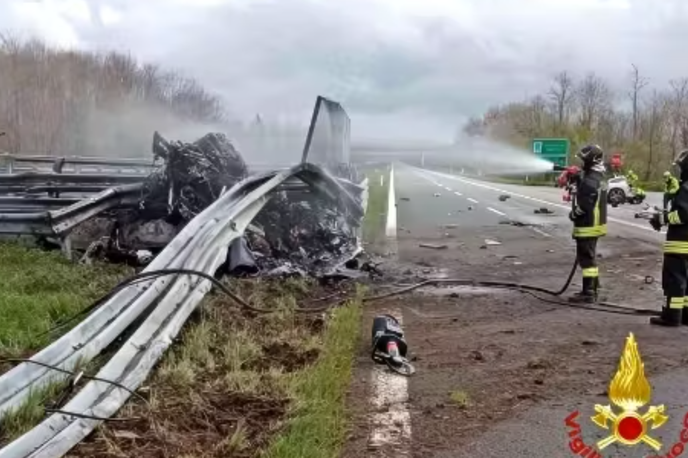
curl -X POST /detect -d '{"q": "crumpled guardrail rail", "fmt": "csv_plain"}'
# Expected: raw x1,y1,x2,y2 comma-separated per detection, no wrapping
0,173,145,186
0,154,153,175
0,184,143,235
0,162,365,458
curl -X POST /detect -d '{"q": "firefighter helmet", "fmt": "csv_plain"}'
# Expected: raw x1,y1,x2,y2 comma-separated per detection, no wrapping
674,150,688,175
577,144,604,165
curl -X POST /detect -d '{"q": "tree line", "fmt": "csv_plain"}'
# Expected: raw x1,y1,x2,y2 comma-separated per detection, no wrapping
462,65,688,180
0,35,227,157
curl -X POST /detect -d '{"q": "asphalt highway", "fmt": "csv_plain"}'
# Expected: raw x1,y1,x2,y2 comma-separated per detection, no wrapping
370,164,688,458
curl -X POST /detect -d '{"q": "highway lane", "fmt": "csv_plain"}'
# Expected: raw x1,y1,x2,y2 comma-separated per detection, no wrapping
408,164,665,245
375,164,686,458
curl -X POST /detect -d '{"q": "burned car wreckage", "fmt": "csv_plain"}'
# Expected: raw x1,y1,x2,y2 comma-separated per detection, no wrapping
27,130,369,278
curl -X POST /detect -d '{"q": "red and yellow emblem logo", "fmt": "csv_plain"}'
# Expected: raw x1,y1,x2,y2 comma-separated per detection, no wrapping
591,333,668,450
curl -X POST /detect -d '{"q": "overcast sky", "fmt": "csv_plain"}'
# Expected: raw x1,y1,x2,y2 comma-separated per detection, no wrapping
2,0,688,141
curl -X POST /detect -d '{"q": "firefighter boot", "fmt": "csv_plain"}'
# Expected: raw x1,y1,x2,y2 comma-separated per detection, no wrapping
650,298,682,327
568,277,596,304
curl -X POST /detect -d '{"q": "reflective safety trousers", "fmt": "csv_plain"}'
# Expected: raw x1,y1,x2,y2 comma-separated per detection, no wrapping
572,170,608,238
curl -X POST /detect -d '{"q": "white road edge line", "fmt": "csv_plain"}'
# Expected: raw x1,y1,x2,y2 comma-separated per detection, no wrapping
422,168,659,235
386,165,398,237
486,206,506,216
530,227,551,237
467,197,479,204
367,309,411,454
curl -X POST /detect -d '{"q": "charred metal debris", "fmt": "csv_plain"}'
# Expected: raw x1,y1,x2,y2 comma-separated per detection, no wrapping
0,131,369,279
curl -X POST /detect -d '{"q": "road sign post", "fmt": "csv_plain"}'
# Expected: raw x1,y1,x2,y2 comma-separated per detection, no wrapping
532,138,570,168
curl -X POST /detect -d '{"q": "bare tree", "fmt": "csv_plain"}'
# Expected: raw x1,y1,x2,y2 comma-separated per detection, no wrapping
0,35,227,156
576,72,612,133
641,90,669,180
548,71,575,126
628,64,649,141
669,78,688,158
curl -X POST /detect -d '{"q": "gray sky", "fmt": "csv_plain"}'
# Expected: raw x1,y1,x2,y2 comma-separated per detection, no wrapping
2,0,688,142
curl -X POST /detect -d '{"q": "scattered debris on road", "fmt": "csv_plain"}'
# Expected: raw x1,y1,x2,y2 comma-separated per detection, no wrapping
534,207,554,215
498,194,510,202
444,224,458,229
484,239,501,246
419,243,448,250
467,206,474,211
433,192,441,197
400,197,411,202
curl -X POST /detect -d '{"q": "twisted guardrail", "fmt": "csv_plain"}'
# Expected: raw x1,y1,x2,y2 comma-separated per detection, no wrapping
0,162,366,458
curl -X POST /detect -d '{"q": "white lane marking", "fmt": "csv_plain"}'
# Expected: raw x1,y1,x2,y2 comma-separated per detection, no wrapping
368,309,411,454
467,197,479,204
386,165,398,237
445,186,453,191
420,168,658,235
530,227,551,237
487,207,506,216
454,191,463,196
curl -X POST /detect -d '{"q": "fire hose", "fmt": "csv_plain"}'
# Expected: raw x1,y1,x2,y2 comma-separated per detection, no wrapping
365,258,660,317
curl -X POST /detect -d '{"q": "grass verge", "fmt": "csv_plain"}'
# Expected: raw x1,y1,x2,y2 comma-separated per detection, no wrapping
0,242,129,355
362,167,390,248
0,242,129,443
71,278,363,458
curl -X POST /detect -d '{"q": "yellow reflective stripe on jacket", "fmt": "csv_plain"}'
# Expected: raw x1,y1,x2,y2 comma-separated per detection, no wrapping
573,225,607,237
668,211,682,225
664,241,688,254
582,267,599,278
593,192,601,228
670,297,684,309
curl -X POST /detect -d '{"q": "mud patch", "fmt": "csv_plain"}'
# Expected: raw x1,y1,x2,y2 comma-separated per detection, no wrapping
77,389,288,458
259,342,320,373
397,291,688,457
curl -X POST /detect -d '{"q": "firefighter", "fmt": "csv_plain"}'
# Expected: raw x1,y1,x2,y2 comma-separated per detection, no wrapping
569,144,608,303
651,150,688,326
663,170,680,210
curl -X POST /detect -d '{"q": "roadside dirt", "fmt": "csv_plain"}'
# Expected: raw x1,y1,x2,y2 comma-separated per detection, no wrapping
343,223,688,458
69,278,349,458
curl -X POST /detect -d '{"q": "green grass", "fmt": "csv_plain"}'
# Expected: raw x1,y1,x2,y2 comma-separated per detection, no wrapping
0,242,128,443
74,278,365,457
362,167,390,247
449,390,470,408
0,242,129,355
265,289,363,458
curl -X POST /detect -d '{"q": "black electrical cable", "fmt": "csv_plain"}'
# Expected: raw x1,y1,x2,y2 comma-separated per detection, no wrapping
45,267,338,336
364,258,660,317
0,358,149,405
44,408,134,422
